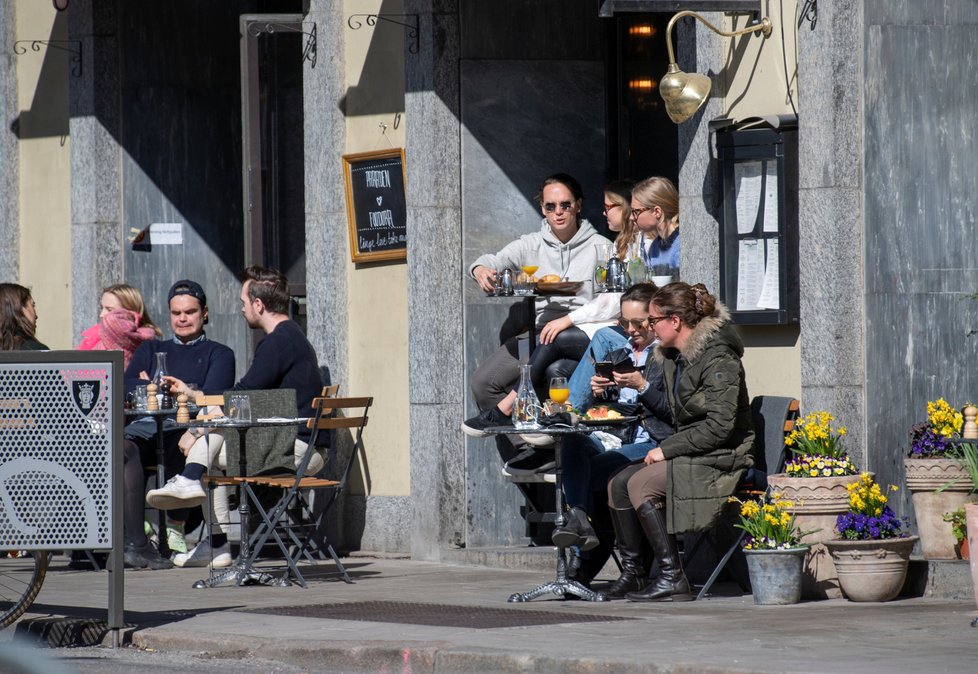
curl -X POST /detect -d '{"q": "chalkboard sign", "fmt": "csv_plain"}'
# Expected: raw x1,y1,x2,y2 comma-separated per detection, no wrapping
342,148,408,263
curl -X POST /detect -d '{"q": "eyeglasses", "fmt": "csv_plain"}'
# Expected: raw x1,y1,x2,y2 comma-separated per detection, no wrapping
630,206,653,219
603,203,621,214
647,315,673,326
543,201,575,213
617,317,649,330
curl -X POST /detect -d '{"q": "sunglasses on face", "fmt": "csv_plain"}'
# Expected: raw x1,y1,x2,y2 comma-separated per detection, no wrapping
618,317,649,330
603,203,621,214
630,206,653,219
543,201,575,213
648,315,673,326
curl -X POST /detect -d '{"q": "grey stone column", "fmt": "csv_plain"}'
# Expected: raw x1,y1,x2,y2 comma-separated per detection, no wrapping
303,0,348,385
68,0,122,339
796,0,865,465
676,13,726,291
0,1,19,279
405,0,464,561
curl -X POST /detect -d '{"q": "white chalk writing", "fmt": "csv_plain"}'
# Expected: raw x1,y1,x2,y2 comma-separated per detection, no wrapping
365,170,392,188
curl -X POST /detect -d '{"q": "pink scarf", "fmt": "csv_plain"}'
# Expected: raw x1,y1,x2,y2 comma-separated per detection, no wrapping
78,309,156,368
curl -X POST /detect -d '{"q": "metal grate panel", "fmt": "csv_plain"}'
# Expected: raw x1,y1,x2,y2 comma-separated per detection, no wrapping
0,362,116,549
244,601,633,629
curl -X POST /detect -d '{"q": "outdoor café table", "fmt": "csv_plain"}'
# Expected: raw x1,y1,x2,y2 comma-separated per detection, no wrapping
484,424,610,603
124,407,180,557
175,416,309,588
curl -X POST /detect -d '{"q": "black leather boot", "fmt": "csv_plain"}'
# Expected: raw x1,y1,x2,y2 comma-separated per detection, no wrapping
605,506,651,599
625,500,692,602
551,507,599,551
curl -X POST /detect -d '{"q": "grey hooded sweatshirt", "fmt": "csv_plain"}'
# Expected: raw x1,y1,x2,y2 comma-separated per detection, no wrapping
469,218,613,328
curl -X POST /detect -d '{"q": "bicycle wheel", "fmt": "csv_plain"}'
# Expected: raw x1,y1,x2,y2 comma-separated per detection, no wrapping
0,551,49,629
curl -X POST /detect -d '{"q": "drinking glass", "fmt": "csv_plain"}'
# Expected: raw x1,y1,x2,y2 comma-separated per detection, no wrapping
514,271,534,296
227,395,251,423
133,385,148,411
549,377,570,410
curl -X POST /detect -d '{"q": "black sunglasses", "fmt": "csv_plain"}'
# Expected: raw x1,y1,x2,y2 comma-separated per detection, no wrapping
543,201,575,213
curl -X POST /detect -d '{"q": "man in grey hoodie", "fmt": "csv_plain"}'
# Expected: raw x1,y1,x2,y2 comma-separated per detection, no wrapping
462,173,614,466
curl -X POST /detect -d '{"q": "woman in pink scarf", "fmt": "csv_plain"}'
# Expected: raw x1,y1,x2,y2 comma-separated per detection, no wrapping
78,284,161,368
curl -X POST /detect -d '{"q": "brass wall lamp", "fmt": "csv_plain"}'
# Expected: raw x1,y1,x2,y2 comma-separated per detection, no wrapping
660,10,773,123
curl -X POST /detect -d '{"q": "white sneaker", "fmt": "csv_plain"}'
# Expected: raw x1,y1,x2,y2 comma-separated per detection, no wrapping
146,475,206,510
519,433,555,447
173,539,233,568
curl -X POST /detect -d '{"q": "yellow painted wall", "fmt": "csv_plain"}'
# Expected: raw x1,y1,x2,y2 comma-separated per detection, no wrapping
343,0,410,496
721,2,802,401
15,2,73,348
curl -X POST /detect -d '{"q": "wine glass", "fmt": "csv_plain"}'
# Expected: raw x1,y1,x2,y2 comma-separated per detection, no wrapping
549,377,570,411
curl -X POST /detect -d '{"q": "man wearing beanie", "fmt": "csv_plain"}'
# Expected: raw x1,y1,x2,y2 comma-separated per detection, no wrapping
121,280,235,570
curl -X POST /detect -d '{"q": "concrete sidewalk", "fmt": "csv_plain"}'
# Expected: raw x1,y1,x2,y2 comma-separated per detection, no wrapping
5,551,978,673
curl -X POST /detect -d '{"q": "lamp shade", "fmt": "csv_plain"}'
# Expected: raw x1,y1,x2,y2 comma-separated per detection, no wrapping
660,63,712,124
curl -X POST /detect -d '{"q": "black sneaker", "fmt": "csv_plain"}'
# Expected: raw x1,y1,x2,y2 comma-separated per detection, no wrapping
502,447,556,476
461,406,512,437
124,542,173,570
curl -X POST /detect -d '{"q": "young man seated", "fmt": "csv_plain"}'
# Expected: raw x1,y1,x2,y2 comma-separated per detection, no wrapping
146,265,324,567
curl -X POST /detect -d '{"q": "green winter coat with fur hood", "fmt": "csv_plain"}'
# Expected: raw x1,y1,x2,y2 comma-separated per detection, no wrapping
654,302,754,534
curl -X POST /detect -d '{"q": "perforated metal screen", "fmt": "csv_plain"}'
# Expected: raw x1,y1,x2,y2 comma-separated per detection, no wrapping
0,356,119,549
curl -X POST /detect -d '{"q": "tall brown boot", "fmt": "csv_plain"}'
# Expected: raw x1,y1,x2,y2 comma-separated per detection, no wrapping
625,499,692,602
605,506,652,599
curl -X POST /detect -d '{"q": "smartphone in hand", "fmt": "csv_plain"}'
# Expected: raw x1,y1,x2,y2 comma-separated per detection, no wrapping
594,361,614,379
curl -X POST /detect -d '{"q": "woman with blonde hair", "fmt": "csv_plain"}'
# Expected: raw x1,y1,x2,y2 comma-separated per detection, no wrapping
630,176,680,279
78,283,161,368
0,283,47,351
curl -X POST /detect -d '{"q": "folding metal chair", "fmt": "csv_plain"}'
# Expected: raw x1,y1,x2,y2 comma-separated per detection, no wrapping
244,395,372,587
690,396,800,599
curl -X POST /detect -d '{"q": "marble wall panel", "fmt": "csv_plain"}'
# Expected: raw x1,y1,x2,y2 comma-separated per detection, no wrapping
0,0,17,278
862,8,978,496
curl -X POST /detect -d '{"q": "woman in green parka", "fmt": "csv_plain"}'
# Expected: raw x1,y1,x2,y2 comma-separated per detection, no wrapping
605,282,753,602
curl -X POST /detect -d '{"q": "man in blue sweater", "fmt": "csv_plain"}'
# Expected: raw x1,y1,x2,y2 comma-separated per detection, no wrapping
123,280,235,570
147,265,324,567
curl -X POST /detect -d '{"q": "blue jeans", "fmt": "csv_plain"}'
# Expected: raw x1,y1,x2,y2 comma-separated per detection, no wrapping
561,433,653,513
567,326,629,410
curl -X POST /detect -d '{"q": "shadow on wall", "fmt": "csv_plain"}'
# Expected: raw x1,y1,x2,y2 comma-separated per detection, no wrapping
10,11,70,140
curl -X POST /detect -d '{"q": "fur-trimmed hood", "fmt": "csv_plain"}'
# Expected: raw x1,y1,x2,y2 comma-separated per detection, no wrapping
653,302,742,364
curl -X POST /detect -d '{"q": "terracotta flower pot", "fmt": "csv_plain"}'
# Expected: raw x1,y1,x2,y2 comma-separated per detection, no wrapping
824,536,918,602
904,457,978,559
767,472,868,599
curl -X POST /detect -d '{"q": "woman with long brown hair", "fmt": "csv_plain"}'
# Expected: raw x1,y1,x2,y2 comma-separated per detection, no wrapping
0,283,47,351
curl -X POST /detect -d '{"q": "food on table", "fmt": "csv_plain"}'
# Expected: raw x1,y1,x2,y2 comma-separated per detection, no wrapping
539,274,562,283
583,405,624,420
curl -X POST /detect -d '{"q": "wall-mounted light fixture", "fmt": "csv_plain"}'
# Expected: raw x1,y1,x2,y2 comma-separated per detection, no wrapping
660,10,772,123
627,24,656,38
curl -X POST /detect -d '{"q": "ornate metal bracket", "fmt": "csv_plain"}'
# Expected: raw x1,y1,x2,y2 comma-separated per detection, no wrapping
347,14,420,55
246,21,317,68
13,40,83,78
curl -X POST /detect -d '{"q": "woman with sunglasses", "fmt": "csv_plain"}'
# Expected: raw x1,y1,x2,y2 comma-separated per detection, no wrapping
606,282,754,602
548,283,675,595
463,174,616,445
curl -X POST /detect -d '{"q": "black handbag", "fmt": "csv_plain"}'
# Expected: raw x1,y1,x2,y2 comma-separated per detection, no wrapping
593,401,641,445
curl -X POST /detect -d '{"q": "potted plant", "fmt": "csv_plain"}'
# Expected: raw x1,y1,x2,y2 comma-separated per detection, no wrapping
904,398,978,559
731,493,817,605
942,508,969,560
824,473,917,602
767,410,862,599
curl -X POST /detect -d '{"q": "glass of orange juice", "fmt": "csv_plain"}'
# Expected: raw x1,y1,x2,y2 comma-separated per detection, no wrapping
549,377,570,410
521,263,539,277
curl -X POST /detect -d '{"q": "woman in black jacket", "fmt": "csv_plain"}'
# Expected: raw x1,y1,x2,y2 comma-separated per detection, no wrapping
550,283,674,596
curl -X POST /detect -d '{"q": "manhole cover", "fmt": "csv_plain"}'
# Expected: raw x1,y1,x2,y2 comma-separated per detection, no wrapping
243,601,632,629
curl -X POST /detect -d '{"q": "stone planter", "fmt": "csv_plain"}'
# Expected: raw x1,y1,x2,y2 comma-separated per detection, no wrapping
904,457,978,559
824,536,918,602
767,472,868,599
744,547,807,605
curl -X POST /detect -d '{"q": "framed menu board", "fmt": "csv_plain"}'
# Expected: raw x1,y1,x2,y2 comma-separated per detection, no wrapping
342,148,408,263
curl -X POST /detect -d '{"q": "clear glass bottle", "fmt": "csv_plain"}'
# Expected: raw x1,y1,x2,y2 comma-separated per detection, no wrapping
512,363,542,430
152,352,168,387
